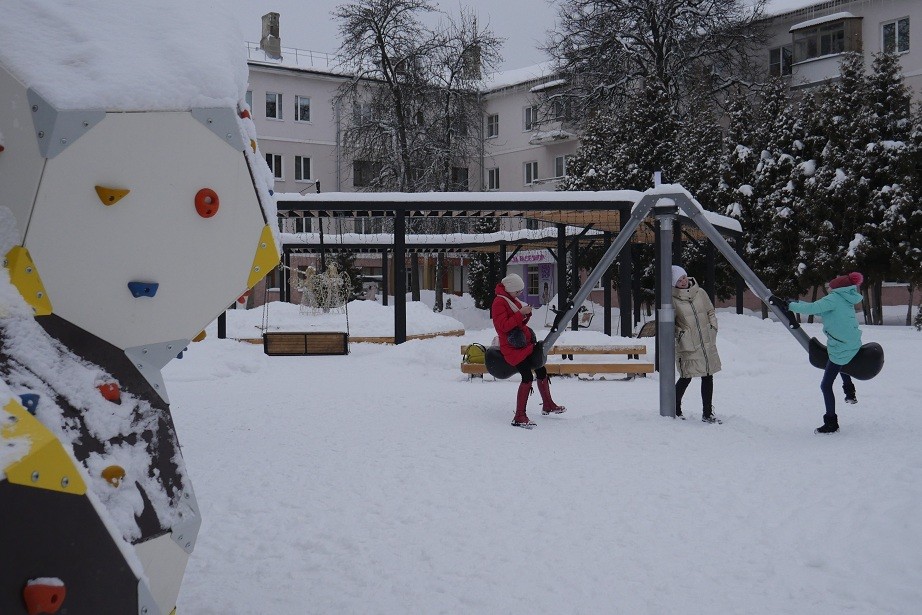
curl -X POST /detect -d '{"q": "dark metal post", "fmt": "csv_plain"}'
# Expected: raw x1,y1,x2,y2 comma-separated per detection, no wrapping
499,242,508,279
410,252,421,302
282,250,291,304
394,211,407,344
556,224,567,315
618,205,633,337
570,237,579,331
217,311,226,339
735,237,745,314
705,242,716,304
603,232,612,336
653,220,661,371
381,251,389,307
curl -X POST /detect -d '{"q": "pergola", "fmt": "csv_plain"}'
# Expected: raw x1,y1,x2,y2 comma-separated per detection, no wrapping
274,190,745,343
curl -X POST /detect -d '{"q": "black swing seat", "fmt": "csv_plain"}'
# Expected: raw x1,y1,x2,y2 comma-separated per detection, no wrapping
484,346,518,379
808,337,884,380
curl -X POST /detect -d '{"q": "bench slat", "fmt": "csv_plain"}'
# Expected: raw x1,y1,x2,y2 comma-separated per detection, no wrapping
461,363,653,375
264,332,349,356
461,344,647,355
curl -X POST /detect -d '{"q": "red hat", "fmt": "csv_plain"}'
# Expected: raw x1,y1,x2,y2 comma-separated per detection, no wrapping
829,272,863,289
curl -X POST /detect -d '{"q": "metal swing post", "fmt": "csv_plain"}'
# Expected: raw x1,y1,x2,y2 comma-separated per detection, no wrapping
654,199,678,418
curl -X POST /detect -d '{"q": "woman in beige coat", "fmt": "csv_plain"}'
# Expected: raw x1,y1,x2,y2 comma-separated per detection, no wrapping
672,266,722,423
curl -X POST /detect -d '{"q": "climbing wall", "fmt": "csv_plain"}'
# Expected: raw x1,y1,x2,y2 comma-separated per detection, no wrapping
0,57,279,614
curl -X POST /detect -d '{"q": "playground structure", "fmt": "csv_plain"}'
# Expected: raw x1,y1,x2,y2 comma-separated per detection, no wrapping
0,57,278,615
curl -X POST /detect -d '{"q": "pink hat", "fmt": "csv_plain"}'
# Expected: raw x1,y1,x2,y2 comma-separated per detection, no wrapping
829,272,863,289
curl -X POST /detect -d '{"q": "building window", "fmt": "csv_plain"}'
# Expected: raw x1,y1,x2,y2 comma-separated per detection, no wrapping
524,105,538,131
527,266,539,296
353,160,380,187
769,45,793,76
551,99,570,122
486,114,499,138
554,155,573,178
451,167,469,191
792,19,860,63
525,218,540,230
356,217,386,234
354,102,374,123
882,18,910,54
295,156,311,182
266,92,282,119
265,153,282,180
524,161,538,185
245,90,252,109
295,95,311,122
487,168,500,191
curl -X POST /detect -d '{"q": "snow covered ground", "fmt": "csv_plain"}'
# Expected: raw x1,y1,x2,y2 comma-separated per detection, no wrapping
167,296,922,614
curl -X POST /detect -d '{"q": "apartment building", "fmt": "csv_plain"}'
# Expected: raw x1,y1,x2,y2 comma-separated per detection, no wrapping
246,0,919,306
762,0,920,96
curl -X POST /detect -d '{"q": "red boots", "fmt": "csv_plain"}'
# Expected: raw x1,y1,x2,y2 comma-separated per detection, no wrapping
537,377,566,415
511,382,536,428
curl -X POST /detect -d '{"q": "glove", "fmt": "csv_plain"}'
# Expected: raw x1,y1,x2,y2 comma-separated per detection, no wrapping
768,295,788,311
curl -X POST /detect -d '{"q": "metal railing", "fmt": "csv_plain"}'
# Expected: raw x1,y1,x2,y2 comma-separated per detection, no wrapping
245,42,338,69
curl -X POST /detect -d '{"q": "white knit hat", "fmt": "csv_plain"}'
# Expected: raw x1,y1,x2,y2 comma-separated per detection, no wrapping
671,265,687,288
501,273,524,293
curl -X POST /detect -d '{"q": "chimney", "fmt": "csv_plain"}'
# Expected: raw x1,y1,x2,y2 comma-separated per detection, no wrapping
260,12,281,60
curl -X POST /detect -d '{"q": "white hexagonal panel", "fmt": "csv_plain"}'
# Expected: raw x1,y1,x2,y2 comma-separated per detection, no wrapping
24,111,269,350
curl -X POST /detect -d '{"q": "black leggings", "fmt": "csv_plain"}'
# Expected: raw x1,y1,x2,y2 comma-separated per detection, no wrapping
515,344,547,383
676,375,713,409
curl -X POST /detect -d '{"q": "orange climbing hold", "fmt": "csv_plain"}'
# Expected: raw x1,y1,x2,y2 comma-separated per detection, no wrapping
101,465,126,487
96,383,121,403
94,185,130,206
23,579,66,615
195,188,219,218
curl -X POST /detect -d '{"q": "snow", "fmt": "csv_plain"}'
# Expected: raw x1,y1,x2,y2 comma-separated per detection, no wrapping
164,294,922,614
0,1,247,111
790,11,856,33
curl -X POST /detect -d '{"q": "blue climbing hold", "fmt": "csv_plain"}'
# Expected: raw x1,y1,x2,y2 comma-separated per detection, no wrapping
19,393,40,415
127,281,159,298
268,189,274,196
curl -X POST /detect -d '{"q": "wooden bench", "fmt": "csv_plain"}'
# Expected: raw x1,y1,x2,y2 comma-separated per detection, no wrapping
460,344,654,378
263,332,349,356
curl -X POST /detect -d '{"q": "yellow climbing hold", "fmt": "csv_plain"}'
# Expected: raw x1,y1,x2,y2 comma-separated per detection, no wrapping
95,185,130,206
101,465,126,487
246,225,279,289
192,330,207,342
4,246,52,316
250,139,257,153
1,398,87,495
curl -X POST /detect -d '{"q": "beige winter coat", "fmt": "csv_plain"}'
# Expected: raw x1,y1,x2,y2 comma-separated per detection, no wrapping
672,280,722,378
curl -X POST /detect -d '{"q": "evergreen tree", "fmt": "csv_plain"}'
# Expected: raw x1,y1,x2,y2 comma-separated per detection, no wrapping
852,52,919,324
468,216,498,309
800,54,873,299
332,250,365,301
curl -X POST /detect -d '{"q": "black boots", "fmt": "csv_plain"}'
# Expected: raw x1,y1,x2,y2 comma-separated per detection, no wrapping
815,414,839,434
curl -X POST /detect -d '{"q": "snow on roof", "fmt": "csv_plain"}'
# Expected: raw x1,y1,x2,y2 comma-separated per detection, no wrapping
482,62,557,92
762,0,838,18
280,225,602,247
276,186,743,233
790,11,857,31
530,78,567,93
277,189,643,204
0,1,248,111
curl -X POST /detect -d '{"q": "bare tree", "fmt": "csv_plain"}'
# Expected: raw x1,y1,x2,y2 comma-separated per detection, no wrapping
334,0,501,193
545,0,769,121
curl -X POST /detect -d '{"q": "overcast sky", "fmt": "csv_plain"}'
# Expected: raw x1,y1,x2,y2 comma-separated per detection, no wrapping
231,0,559,72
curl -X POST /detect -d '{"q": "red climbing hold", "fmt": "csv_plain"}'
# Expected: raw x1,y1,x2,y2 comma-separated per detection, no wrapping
240,109,251,119
23,579,66,615
195,188,220,218
97,383,121,403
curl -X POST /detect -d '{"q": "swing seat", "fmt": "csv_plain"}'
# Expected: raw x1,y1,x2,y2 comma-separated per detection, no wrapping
263,331,349,356
808,337,884,380
484,346,518,379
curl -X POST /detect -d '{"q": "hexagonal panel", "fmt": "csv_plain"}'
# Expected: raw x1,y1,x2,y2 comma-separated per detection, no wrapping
24,111,273,350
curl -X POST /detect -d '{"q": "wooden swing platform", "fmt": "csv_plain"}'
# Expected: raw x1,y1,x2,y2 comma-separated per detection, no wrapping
460,343,654,378
263,331,349,356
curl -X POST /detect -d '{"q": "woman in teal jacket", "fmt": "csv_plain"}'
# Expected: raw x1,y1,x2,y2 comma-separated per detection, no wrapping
788,272,863,433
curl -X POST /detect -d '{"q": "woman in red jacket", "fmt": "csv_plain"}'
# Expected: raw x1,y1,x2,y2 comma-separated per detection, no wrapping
492,273,566,428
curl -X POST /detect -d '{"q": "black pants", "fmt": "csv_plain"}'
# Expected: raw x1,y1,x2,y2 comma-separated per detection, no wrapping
676,374,713,410
515,344,548,383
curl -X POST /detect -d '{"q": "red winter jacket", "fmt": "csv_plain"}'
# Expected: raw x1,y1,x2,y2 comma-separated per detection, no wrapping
491,283,534,366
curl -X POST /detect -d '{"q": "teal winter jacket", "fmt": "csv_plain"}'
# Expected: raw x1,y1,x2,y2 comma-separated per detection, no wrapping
789,286,863,365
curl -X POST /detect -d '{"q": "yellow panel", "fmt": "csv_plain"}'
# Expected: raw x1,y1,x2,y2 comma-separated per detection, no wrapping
95,185,131,206
4,246,53,315
246,225,280,289
1,399,87,495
